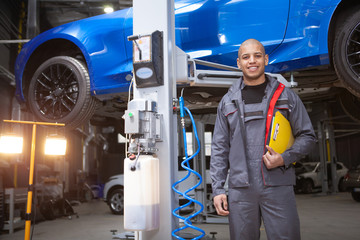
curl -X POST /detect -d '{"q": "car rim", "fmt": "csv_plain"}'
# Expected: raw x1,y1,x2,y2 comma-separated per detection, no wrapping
34,63,79,119
346,22,360,78
110,193,124,212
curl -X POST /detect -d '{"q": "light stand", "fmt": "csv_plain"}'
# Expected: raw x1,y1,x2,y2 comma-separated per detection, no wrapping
1,120,65,240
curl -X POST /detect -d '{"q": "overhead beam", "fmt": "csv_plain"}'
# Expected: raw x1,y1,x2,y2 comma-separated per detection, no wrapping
38,0,131,3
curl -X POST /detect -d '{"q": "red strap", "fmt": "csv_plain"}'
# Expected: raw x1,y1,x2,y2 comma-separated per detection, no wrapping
264,83,285,147
262,83,285,186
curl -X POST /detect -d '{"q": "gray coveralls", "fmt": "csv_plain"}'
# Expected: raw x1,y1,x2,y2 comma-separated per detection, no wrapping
210,75,316,239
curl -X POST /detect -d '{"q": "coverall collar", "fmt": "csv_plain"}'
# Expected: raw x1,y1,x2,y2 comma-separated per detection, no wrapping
229,74,277,102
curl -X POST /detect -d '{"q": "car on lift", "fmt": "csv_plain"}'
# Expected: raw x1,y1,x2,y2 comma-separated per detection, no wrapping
295,161,348,194
14,0,360,129
343,164,360,202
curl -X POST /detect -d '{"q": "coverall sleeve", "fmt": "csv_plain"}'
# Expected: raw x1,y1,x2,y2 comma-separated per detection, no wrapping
210,99,230,196
281,90,317,167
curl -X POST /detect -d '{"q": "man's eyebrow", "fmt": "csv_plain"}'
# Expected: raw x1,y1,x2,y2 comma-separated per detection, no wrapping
241,51,264,56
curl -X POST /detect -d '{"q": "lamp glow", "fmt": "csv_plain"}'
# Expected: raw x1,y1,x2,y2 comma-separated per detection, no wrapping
104,6,114,13
0,135,23,154
45,137,67,155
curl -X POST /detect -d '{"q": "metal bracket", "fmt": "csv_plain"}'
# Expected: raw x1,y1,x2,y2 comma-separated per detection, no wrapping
175,47,292,88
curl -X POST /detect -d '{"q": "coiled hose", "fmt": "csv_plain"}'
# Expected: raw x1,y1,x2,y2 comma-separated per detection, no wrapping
171,95,205,240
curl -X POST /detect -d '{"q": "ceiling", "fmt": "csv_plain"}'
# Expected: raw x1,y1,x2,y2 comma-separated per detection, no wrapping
39,0,133,30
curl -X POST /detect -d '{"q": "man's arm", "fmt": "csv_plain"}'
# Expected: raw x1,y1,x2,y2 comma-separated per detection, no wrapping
281,90,317,167
210,99,230,196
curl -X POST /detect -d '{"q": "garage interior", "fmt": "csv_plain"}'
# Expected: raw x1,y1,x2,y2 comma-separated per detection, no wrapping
0,0,360,240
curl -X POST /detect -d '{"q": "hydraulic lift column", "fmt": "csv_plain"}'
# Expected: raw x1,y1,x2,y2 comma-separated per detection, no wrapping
132,0,177,239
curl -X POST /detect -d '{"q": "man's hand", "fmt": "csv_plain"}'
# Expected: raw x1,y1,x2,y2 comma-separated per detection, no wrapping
262,145,285,169
213,194,229,216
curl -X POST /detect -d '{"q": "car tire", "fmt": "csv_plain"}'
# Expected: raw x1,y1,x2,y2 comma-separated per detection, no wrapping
302,179,313,194
108,188,124,215
27,56,98,129
351,191,360,202
338,177,346,192
333,8,360,97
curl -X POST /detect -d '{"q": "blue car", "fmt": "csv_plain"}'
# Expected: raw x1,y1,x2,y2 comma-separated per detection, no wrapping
15,0,360,128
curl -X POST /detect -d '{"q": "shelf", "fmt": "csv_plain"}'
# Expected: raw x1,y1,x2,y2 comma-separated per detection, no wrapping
3,188,27,234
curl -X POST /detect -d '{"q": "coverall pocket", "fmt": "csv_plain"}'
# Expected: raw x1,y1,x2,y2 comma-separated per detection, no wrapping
275,98,290,119
244,112,264,123
223,103,239,134
224,103,238,117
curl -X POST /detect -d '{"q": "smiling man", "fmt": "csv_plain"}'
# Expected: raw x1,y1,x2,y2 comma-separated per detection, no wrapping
237,38,268,85
210,39,316,239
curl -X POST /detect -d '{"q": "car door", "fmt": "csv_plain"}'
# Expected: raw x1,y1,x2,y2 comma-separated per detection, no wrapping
175,0,290,66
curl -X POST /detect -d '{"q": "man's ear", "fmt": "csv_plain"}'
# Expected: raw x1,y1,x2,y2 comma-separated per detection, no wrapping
265,54,269,66
237,58,241,70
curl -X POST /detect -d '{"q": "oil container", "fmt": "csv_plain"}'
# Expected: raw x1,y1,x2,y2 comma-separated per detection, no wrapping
124,155,159,231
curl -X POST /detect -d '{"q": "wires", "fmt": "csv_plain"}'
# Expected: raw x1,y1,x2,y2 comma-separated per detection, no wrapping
130,143,141,171
125,74,134,157
171,94,205,240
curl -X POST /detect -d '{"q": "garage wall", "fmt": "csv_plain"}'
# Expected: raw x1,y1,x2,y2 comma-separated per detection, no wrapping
336,134,360,169
309,100,360,169
0,1,11,71
0,81,13,121
0,0,24,73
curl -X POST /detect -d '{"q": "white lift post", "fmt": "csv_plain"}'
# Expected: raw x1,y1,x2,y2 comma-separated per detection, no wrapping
132,0,177,239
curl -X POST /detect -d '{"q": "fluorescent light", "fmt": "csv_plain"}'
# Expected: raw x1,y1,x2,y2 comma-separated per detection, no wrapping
45,137,67,156
0,135,23,154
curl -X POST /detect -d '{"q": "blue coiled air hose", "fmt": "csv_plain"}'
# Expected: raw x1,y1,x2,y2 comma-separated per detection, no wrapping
171,95,205,240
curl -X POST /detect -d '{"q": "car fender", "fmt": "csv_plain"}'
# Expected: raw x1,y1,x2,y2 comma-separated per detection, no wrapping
267,0,342,72
103,174,124,201
15,8,133,102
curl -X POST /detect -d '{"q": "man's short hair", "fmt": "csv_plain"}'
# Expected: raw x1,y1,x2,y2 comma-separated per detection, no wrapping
238,39,266,58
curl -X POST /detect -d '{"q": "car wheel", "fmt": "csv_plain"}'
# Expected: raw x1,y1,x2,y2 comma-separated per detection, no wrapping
333,8,360,97
351,191,360,202
302,179,313,194
27,56,98,129
338,177,346,192
108,189,124,215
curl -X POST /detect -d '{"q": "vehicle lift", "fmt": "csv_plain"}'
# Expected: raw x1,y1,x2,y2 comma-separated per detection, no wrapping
118,1,294,239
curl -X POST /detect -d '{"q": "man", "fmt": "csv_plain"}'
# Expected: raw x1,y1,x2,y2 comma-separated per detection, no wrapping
210,39,316,239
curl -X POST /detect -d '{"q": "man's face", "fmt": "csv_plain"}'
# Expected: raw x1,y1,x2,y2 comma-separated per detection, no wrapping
237,43,269,83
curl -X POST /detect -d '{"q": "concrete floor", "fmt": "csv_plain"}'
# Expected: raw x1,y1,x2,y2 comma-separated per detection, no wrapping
1,192,360,240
